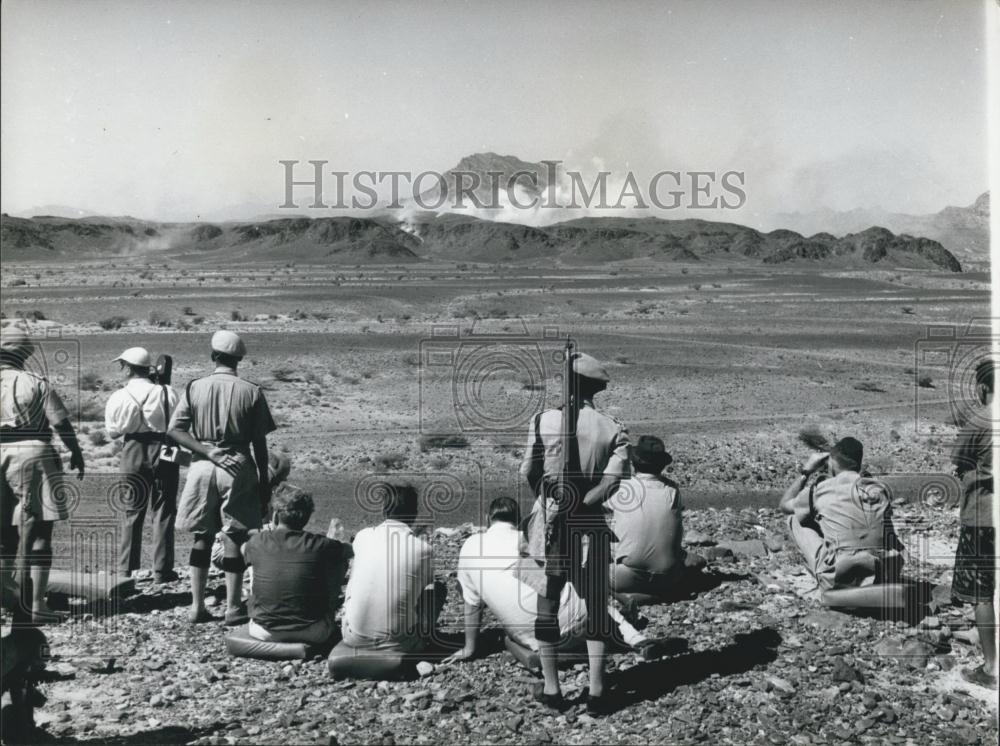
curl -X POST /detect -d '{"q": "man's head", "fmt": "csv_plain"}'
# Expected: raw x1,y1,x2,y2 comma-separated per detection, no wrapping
974,358,995,406
572,352,610,398
631,435,672,474
113,347,152,379
271,483,314,530
487,496,519,527
380,482,420,524
829,436,863,474
0,325,34,367
210,330,246,368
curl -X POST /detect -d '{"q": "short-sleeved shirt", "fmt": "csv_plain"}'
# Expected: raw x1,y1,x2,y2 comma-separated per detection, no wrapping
951,416,994,527
456,522,586,650
794,470,894,551
168,366,275,449
607,473,684,573
519,401,629,490
0,365,70,440
244,527,352,631
104,378,178,439
341,520,434,647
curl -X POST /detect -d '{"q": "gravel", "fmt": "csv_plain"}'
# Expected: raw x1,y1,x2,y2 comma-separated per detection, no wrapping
20,503,999,744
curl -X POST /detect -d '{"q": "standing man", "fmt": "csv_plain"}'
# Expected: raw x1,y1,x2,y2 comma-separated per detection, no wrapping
105,347,179,583
520,352,629,715
168,331,275,625
0,325,85,623
950,359,997,689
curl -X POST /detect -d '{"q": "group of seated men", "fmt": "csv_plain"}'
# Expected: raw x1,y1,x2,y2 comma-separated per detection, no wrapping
238,432,904,669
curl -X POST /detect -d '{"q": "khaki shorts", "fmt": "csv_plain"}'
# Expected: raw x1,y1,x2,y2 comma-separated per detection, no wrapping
176,455,261,535
1,440,70,524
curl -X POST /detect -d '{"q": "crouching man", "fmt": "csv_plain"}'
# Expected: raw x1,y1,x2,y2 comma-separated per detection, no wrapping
341,483,445,653
242,483,352,644
779,436,903,590
605,436,706,603
445,497,661,668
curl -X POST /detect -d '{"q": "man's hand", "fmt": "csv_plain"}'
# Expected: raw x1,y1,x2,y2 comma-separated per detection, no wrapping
442,647,475,665
208,447,242,476
801,452,829,475
69,451,85,480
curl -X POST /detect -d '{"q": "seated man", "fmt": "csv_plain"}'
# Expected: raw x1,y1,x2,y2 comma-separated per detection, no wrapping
605,436,705,602
341,483,445,652
779,436,903,591
242,483,352,644
446,497,662,664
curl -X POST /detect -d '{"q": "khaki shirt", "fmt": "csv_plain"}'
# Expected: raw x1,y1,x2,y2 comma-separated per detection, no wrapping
169,366,275,449
519,400,629,490
794,470,895,551
607,473,684,573
0,364,70,440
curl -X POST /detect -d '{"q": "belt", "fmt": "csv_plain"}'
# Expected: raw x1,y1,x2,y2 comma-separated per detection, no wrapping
123,432,165,445
618,560,677,582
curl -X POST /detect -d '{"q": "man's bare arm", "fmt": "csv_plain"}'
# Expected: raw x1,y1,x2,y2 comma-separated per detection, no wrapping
583,473,620,507
168,429,214,459
443,602,482,663
53,419,85,479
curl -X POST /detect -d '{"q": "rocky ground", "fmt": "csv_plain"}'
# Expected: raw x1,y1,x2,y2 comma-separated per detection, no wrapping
15,504,997,746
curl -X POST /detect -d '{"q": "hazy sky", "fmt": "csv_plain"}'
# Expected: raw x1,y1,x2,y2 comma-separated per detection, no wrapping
0,0,991,223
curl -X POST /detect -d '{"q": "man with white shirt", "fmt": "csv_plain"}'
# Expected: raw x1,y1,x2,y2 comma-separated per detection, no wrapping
341,482,445,652
446,497,658,665
105,347,179,583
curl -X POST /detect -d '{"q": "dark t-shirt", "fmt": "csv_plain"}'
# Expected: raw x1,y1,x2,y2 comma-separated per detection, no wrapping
244,527,352,630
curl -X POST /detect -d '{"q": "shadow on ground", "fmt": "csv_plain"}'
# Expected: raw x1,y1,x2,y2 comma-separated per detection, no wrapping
612,627,783,710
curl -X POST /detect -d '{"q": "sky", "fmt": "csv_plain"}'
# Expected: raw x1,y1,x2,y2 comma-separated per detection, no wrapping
0,0,991,224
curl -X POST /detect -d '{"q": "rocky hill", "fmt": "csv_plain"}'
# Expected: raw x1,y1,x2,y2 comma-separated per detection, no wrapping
1,212,962,271
776,192,988,266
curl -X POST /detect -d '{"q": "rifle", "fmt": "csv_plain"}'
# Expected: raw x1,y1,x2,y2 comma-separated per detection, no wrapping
557,338,580,512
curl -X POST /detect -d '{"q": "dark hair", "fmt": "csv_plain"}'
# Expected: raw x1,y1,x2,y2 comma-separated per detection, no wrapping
122,361,151,379
487,496,519,526
576,375,607,399
211,350,242,367
975,359,995,394
380,482,419,520
829,436,863,473
272,483,314,530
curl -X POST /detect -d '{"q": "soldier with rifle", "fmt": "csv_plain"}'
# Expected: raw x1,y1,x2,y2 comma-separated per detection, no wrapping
520,341,629,715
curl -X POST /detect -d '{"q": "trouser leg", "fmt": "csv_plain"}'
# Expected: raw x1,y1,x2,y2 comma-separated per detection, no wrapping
787,514,825,576
117,474,149,575
151,464,178,576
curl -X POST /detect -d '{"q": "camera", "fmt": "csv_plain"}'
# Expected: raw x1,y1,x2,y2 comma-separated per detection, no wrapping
418,320,568,441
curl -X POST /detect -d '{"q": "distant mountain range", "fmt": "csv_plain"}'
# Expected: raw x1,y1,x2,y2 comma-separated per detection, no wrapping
1,211,963,271
775,192,988,266
1,152,979,272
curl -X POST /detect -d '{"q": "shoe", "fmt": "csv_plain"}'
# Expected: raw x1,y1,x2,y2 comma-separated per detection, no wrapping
188,607,217,624
960,665,999,689
224,604,249,626
585,691,614,717
531,683,565,712
154,570,180,584
638,639,667,661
